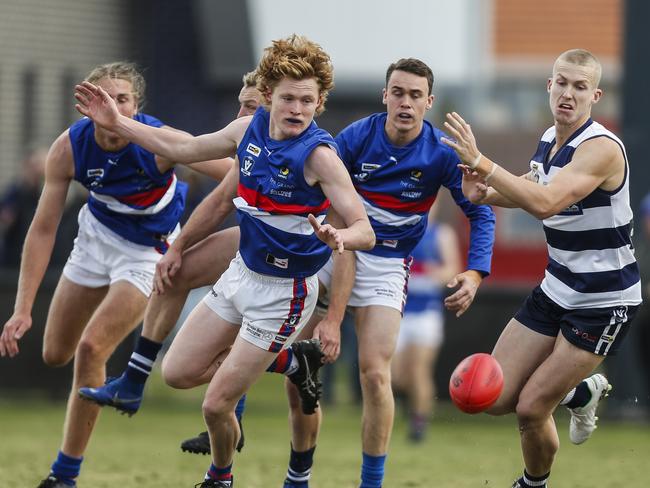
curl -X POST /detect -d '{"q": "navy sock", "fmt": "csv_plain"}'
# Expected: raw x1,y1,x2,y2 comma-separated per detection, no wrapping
360,452,386,488
50,451,82,486
284,445,316,486
206,463,233,484
266,348,295,374
565,381,591,409
125,336,162,384
518,469,549,487
235,394,246,421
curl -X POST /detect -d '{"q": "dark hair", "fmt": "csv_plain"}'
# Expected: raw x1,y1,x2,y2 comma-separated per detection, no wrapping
385,58,434,95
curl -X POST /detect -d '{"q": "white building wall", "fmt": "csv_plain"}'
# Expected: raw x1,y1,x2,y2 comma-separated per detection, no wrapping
0,0,132,187
247,0,488,89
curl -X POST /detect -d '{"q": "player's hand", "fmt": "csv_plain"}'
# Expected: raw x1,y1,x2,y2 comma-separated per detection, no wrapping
74,81,120,130
313,316,342,363
0,313,32,358
154,246,183,294
440,112,481,166
309,214,344,254
444,270,482,317
459,165,489,204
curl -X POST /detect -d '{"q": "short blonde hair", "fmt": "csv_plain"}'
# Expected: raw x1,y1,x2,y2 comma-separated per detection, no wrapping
85,62,146,106
242,70,258,88
256,34,334,115
554,49,602,87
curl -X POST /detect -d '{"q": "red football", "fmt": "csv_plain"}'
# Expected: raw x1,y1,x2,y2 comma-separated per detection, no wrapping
449,353,504,414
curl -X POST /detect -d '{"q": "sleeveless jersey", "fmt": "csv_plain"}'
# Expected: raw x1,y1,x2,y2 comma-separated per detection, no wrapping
404,223,444,313
529,119,642,309
235,107,335,278
69,114,187,252
335,113,494,274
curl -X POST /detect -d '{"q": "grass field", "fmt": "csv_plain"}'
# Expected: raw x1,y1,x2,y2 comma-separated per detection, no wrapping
1,371,648,488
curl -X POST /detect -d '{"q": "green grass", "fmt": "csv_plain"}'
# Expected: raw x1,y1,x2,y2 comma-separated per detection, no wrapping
0,372,648,487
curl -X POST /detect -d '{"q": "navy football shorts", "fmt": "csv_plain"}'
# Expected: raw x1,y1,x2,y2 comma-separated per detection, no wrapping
514,285,638,356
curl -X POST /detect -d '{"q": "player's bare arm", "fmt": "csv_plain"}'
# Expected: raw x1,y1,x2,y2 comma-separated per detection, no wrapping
443,112,623,219
429,223,461,285
75,81,248,164
305,145,375,252
460,166,531,208
154,163,239,293
154,126,236,181
313,209,356,363
0,133,73,357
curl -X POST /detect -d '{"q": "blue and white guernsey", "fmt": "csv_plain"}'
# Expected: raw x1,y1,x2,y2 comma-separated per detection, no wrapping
69,114,187,253
336,113,494,274
235,107,336,278
530,119,642,309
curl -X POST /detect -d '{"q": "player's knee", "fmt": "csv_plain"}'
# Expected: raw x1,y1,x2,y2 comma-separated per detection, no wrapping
42,345,73,367
162,363,192,389
359,366,390,396
515,396,546,425
202,395,232,423
75,337,108,366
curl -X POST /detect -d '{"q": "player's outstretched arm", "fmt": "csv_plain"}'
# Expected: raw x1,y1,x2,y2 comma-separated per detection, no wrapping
305,146,375,252
155,125,237,181
0,134,73,357
75,81,244,165
442,112,623,219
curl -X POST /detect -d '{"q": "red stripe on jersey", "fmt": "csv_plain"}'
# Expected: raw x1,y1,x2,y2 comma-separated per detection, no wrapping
358,189,436,214
118,175,173,208
238,183,330,215
409,261,425,273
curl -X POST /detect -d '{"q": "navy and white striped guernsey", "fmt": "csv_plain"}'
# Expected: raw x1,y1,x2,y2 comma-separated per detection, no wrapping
529,118,642,309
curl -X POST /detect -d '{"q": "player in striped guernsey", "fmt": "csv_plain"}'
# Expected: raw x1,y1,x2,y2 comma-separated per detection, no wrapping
74,35,375,488
442,49,641,488
0,62,231,488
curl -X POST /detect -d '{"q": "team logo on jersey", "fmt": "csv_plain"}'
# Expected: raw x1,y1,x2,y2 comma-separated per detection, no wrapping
381,239,399,248
559,202,583,216
401,190,422,199
355,172,370,182
270,188,293,198
241,156,255,176
530,161,541,183
246,143,261,157
266,253,289,269
87,168,104,178
278,166,290,179
410,169,422,182
361,163,381,172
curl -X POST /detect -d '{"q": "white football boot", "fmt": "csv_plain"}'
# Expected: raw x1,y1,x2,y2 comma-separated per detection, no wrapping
569,373,612,445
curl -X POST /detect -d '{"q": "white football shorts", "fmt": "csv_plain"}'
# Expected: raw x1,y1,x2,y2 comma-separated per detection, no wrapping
202,253,318,352
317,251,411,313
396,309,445,351
62,204,178,297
